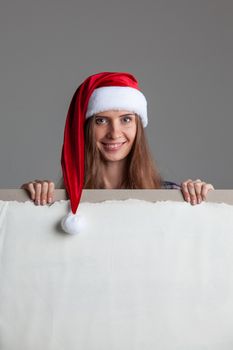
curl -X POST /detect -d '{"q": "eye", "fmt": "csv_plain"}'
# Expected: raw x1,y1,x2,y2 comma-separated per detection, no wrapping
121,116,132,124
95,117,108,125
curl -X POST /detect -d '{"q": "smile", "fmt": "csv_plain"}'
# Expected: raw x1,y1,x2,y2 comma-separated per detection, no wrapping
102,142,126,151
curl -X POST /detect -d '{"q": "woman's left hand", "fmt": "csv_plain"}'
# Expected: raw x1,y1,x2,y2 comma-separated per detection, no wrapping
181,179,214,205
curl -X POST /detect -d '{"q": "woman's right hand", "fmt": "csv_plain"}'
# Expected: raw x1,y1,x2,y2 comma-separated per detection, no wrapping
21,180,55,205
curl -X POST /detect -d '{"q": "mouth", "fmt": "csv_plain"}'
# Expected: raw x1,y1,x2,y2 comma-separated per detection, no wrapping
101,141,127,151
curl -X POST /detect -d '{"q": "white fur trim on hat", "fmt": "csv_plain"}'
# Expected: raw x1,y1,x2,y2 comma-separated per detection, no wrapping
86,86,148,127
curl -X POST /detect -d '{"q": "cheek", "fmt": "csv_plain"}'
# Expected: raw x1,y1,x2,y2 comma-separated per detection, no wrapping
127,126,137,142
93,128,103,142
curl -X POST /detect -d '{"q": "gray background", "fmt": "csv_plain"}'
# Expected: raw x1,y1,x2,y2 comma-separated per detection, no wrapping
0,0,232,189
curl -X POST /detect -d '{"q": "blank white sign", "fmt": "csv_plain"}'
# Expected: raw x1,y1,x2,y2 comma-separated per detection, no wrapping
0,199,233,349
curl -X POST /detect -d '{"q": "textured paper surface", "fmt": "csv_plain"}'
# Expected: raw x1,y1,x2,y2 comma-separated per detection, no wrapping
1,199,233,350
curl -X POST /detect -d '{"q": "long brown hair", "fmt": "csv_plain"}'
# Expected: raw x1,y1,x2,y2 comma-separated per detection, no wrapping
57,114,163,189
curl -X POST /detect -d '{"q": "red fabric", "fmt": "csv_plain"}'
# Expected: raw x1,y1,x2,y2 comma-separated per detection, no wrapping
61,72,140,214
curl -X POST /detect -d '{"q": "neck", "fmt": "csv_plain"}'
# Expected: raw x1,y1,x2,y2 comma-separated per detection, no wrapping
100,159,127,189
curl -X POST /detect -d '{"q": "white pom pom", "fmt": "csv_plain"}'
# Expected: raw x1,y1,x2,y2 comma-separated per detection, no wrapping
61,212,86,235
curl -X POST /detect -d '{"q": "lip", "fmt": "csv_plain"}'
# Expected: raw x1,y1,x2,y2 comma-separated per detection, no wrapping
102,141,126,152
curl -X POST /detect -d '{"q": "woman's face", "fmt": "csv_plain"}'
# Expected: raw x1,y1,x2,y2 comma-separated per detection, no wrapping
93,110,137,163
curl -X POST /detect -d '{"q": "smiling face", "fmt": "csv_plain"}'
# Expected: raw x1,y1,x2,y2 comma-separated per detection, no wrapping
93,110,137,163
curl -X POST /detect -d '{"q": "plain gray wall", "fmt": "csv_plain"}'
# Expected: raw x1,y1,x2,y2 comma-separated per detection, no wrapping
0,0,232,189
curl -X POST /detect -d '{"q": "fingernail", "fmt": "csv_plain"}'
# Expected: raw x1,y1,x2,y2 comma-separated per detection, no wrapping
36,200,40,205
48,197,52,204
42,200,46,205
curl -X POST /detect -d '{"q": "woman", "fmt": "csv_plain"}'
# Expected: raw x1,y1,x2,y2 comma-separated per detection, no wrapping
21,72,214,233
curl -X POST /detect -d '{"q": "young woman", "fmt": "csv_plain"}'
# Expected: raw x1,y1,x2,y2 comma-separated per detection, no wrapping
21,72,214,233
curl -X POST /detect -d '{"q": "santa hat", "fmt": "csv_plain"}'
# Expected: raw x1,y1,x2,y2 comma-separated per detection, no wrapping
61,72,148,234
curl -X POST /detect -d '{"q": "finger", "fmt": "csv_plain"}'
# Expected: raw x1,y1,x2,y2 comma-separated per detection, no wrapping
193,181,205,204
187,181,198,205
47,182,55,204
41,182,49,205
181,180,193,202
27,182,36,200
194,179,202,183
34,179,43,184
35,182,42,205
201,184,215,201
181,179,193,187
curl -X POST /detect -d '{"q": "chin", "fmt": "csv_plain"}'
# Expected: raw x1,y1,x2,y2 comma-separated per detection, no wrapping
103,155,127,162
100,151,129,162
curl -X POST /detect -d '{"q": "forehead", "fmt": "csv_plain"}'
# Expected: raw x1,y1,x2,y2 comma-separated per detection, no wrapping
95,110,135,118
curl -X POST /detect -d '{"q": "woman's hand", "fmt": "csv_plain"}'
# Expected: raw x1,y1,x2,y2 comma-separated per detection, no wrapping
21,180,55,205
181,179,214,205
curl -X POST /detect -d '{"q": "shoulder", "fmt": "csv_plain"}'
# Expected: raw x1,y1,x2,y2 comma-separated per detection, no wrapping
161,181,181,189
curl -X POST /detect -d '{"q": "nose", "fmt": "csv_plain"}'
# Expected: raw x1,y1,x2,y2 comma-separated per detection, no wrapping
106,120,123,139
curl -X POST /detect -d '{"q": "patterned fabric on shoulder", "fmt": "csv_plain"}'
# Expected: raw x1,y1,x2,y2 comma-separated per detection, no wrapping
161,181,181,189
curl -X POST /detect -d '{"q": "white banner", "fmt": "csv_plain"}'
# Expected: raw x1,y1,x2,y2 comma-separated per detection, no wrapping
1,199,233,349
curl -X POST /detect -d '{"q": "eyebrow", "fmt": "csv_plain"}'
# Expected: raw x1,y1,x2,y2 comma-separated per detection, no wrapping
95,113,135,118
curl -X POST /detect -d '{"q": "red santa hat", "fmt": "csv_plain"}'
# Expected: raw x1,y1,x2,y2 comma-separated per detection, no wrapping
61,71,148,234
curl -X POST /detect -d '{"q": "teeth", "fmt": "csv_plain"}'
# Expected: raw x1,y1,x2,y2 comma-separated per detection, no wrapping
103,142,124,149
